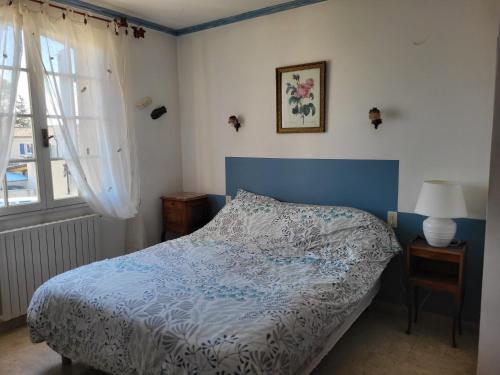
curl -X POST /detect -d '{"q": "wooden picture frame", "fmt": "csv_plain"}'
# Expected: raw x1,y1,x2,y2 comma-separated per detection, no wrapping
276,61,326,133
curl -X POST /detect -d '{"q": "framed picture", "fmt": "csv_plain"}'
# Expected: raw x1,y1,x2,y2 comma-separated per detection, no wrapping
276,61,326,133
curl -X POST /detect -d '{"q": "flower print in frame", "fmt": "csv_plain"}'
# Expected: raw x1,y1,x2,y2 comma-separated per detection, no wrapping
276,61,326,133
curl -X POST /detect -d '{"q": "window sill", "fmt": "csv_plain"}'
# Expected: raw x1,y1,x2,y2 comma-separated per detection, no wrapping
0,202,94,232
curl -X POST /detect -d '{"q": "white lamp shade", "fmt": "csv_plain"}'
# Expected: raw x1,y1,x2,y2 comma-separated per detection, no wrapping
415,180,467,218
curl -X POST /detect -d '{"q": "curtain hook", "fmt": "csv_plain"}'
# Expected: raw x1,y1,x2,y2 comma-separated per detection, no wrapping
84,13,88,25
8,1,13,6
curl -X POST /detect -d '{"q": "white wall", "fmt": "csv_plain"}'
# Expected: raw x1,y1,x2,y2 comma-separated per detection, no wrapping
177,0,499,219
126,30,182,248
478,28,500,375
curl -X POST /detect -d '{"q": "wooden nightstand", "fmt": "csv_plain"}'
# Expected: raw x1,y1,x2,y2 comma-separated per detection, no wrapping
161,193,209,240
406,237,466,347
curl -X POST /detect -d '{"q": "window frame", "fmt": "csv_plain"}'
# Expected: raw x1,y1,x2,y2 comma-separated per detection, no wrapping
0,31,85,217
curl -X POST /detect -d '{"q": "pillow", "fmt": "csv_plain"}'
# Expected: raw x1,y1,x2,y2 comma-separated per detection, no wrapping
195,190,401,261
198,190,282,243
256,202,401,259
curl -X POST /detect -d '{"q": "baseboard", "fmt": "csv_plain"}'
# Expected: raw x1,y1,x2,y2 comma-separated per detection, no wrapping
0,315,26,334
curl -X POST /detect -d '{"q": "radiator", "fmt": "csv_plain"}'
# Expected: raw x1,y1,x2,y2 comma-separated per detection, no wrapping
0,214,101,321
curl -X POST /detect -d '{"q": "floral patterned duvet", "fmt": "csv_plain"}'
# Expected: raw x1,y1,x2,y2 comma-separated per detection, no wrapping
27,190,401,375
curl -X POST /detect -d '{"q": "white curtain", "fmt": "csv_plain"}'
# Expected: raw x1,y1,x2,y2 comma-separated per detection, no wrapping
20,3,141,220
0,6,22,184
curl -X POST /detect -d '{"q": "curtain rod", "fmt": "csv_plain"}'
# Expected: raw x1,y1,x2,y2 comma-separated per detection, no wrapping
26,0,111,23
9,0,146,37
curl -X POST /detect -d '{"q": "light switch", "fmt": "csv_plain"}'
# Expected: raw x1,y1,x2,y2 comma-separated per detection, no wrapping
387,211,397,228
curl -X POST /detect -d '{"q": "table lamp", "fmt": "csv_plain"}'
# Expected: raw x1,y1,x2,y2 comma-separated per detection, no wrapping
414,180,467,247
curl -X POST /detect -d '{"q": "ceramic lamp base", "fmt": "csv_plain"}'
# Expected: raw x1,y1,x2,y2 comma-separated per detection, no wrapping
422,217,456,247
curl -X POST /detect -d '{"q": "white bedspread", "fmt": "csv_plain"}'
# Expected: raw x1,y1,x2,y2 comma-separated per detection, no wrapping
28,190,401,374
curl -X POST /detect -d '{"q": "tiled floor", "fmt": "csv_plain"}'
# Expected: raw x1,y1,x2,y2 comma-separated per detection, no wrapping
0,302,477,375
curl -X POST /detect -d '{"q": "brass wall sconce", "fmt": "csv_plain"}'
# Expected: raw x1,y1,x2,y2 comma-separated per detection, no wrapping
228,115,241,132
369,107,382,129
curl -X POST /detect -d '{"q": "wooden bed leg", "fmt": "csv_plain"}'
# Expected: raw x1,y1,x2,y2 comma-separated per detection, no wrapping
61,356,72,365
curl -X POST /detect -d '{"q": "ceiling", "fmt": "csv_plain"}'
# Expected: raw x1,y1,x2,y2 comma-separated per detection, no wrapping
85,0,293,30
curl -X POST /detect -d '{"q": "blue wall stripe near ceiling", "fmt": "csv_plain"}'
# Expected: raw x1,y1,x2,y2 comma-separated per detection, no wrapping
51,0,328,37
176,0,328,36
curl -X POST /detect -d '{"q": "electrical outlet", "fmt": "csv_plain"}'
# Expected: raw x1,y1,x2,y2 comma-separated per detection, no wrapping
387,211,397,228
225,195,232,204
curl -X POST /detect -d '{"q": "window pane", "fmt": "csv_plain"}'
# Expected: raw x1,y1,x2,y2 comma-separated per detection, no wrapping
75,78,100,118
0,25,23,68
6,162,39,206
0,68,14,112
51,160,78,200
46,119,80,200
40,36,73,74
47,118,63,159
0,183,5,208
47,117,94,158
15,71,31,115
10,117,35,159
45,75,75,116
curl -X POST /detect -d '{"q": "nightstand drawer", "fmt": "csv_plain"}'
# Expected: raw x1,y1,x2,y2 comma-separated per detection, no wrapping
163,200,185,211
165,209,185,226
410,247,461,263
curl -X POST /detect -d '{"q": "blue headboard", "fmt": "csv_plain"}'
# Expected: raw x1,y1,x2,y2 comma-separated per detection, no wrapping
225,157,399,220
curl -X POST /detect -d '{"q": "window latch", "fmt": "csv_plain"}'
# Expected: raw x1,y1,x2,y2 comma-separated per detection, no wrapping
41,129,54,148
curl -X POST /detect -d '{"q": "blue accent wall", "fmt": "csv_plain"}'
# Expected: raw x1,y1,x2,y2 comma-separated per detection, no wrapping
226,157,398,221
207,194,226,219
207,156,486,322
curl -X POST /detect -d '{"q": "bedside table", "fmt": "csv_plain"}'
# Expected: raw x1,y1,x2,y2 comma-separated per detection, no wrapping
161,193,209,240
406,237,466,347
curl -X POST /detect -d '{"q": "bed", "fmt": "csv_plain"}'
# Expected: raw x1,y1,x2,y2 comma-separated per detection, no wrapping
27,189,401,374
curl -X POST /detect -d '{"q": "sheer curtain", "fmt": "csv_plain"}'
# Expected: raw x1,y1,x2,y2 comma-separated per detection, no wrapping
21,4,141,221
0,6,22,185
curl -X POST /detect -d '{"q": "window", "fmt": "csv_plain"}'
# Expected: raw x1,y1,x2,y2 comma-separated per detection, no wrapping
0,30,82,215
42,35,80,202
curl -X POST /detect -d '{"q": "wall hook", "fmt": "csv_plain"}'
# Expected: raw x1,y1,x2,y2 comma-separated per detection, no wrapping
151,106,167,119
